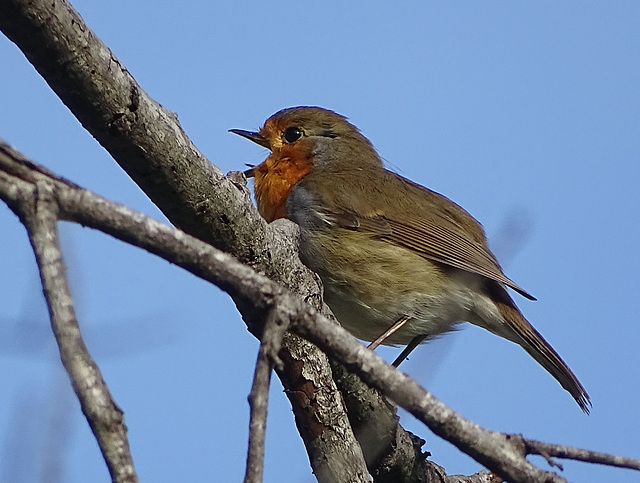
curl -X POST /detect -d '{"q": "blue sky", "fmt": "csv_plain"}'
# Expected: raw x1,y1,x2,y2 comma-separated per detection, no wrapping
1,2,639,482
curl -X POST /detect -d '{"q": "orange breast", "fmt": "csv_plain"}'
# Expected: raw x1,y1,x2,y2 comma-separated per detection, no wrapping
253,150,313,222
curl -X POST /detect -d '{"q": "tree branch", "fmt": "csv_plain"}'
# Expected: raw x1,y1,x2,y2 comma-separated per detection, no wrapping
2,165,137,483
524,439,640,472
244,344,273,483
244,309,283,483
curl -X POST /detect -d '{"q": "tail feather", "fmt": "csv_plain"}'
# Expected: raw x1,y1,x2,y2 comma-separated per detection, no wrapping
495,299,591,414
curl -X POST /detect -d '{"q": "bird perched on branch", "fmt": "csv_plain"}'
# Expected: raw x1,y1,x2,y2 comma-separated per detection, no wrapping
232,106,590,413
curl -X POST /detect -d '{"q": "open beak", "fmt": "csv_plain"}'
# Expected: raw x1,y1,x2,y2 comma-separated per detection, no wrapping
229,129,270,178
229,129,270,149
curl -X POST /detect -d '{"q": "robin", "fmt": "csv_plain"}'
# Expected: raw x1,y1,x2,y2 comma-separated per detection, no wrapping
231,106,590,413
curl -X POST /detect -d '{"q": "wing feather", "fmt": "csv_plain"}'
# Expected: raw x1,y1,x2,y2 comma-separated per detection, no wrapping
331,210,535,300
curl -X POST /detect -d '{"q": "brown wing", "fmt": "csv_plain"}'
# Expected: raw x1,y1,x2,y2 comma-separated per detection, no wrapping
331,209,535,300
299,167,535,300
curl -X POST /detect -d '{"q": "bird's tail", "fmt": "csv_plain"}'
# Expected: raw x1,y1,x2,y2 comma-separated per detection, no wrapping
492,297,591,413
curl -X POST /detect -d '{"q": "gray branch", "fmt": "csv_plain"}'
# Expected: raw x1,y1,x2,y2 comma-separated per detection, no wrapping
1,161,137,482
524,439,640,472
244,308,288,483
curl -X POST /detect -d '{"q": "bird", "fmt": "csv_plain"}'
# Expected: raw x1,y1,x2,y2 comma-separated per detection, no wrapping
231,106,591,413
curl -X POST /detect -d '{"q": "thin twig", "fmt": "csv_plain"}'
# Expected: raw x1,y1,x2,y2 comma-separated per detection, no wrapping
10,181,137,483
525,438,640,471
244,309,289,483
244,344,273,483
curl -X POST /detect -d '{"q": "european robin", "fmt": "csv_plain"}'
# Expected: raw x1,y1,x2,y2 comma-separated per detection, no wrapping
231,106,590,413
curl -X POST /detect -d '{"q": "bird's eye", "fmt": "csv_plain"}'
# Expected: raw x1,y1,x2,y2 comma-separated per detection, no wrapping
283,126,303,144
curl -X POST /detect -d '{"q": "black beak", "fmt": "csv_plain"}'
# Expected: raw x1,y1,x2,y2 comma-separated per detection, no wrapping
229,129,270,149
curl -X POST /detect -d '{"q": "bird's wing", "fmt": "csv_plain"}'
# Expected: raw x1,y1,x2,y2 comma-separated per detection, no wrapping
327,189,535,301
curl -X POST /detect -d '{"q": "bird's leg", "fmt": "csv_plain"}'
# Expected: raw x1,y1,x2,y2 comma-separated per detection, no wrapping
367,315,412,350
392,334,428,367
